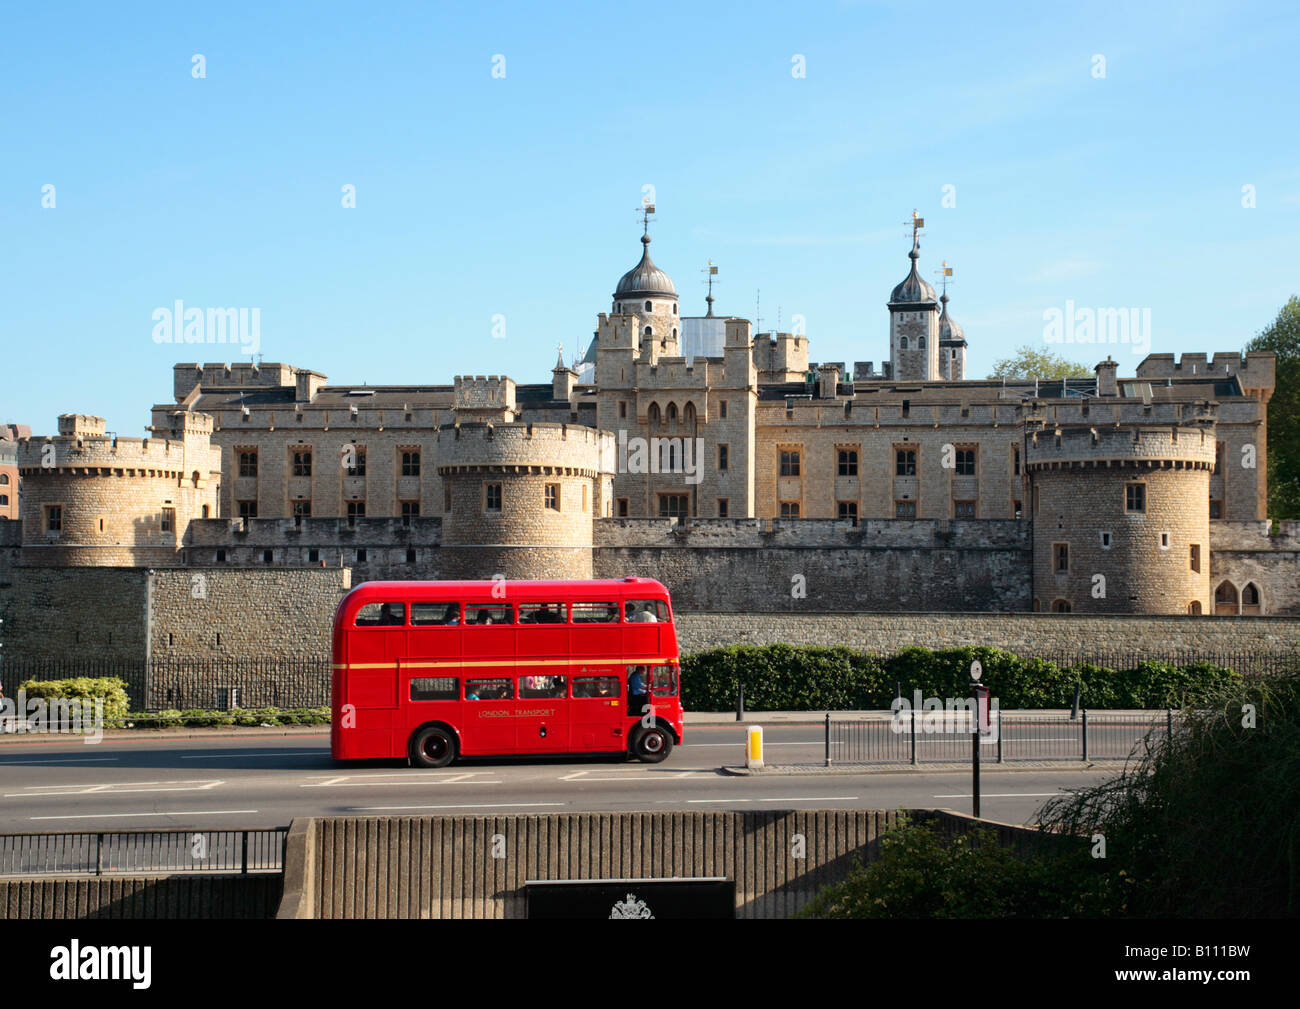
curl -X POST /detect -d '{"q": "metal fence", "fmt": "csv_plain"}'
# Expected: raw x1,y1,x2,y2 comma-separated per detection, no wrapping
0,658,330,712
0,828,288,877
826,709,1176,765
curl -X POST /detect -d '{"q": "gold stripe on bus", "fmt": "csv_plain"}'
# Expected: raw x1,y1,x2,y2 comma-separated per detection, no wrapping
335,657,676,672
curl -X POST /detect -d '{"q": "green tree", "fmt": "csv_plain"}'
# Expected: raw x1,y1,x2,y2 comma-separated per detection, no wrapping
1246,296,1300,520
987,345,1093,380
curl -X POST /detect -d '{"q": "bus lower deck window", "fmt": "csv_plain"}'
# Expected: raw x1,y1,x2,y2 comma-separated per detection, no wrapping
465,679,513,700
572,676,620,698
520,675,566,699
411,677,458,701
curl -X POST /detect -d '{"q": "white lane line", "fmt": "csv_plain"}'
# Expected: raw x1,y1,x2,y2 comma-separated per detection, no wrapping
31,810,258,821
5,780,225,797
181,751,323,759
932,792,1063,798
755,796,858,802
348,802,565,811
0,757,121,764
302,779,502,788
687,798,751,804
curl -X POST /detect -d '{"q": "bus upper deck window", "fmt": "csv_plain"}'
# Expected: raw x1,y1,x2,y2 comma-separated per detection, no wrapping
356,602,406,627
411,602,460,626
465,604,513,625
518,603,566,624
571,601,618,623
625,599,669,623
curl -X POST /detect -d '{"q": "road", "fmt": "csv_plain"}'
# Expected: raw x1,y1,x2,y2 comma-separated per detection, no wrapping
0,726,1118,831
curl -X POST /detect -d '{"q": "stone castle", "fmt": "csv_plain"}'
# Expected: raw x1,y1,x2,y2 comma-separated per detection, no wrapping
2,214,1295,621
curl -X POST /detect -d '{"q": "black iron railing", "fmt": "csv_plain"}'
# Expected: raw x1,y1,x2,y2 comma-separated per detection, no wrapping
0,827,288,877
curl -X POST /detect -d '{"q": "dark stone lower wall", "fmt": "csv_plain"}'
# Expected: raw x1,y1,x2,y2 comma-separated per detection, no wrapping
0,874,282,919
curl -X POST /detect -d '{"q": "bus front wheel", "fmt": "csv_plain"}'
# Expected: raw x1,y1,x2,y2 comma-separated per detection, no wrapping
631,725,673,763
410,726,456,768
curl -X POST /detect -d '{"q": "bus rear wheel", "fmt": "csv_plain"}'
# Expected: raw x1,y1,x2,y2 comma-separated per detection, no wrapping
411,726,456,768
631,725,673,763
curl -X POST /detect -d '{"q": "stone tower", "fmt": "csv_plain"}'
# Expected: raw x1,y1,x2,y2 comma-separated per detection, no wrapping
937,290,967,380
887,224,940,381
16,412,222,566
436,422,615,580
1026,409,1215,615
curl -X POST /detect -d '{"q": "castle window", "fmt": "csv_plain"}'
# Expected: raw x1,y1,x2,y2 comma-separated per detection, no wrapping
1190,543,1201,572
1214,581,1239,615
895,449,917,476
1013,447,1021,476
1214,441,1224,474
659,494,689,518
345,446,366,476
161,508,175,533
617,498,629,517
645,301,653,312
955,449,976,476
0,495,7,506
717,498,729,518
545,484,560,511
894,500,917,519
308,549,319,563
1033,598,1040,612
838,501,858,525
293,500,311,526
401,451,421,477
401,500,420,526
356,549,367,563
445,486,452,512
954,500,975,519
46,505,62,533
485,483,502,513
238,500,257,519
238,451,258,477
779,449,801,477
347,500,366,526
900,336,908,350
718,444,729,471
837,449,858,476
1125,483,1146,513
901,400,910,418
1054,542,1070,573
1209,498,1223,519
1051,599,1072,613
293,451,312,477
582,484,588,513
918,336,926,349
1159,531,1170,549
720,400,728,419
1100,531,1112,549
202,505,210,518
406,548,417,564
0,474,7,484
263,549,274,564
1013,500,1022,519
619,401,627,419
644,326,653,337
672,304,677,315
1187,601,1202,615
1242,582,1261,614
780,501,800,518
216,549,226,563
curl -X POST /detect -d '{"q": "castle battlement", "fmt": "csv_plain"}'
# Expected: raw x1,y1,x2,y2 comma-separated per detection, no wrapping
435,422,616,473
1025,421,1217,470
1136,351,1276,388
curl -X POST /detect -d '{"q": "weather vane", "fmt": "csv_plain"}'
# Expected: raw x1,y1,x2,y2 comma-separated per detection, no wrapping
935,260,953,296
702,261,719,316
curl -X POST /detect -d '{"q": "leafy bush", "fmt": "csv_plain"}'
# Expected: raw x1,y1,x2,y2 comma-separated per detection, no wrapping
110,706,329,728
17,676,131,725
681,644,1241,710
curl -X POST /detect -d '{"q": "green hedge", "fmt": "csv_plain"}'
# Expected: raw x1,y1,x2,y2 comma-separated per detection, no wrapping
680,645,1241,710
17,677,131,724
113,707,331,729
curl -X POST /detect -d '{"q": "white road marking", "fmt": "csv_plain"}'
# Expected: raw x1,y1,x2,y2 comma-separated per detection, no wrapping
349,802,565,811
560,769,707,781
5,779,225,797
181,751,323,759
31,810,258,820
755,796,857,802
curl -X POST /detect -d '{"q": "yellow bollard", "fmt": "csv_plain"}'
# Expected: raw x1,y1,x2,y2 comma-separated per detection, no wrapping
746,725,764,769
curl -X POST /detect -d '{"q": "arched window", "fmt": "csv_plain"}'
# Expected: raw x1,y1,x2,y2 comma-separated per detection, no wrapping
683,402,697,430
918,336,927,349
1214,581,1239,615
0,474,8,485
1051,599,1072,613
672,304,678,315
666,403,678,432
644,326,653,337
1032,598,1040,612
644,301,653,312
900,336,909,350
1242,582,1262,614
647,403,661,427
1187,601,1202,615
672,328,678,338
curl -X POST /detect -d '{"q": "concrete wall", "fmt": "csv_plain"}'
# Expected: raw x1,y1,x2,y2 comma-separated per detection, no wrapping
0,875,281,919
674,611,1300,658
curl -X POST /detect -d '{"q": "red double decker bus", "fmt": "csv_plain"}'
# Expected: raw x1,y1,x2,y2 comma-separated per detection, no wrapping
331,577,684,767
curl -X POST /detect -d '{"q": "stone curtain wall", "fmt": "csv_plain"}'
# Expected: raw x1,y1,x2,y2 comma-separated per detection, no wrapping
0,567,148,662
1210,521,1300,615
148,567,351,661
595,518,1033,612
674,611,1300,657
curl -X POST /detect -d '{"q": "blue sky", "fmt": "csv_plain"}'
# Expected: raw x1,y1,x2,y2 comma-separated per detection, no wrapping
2,0,1297,434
